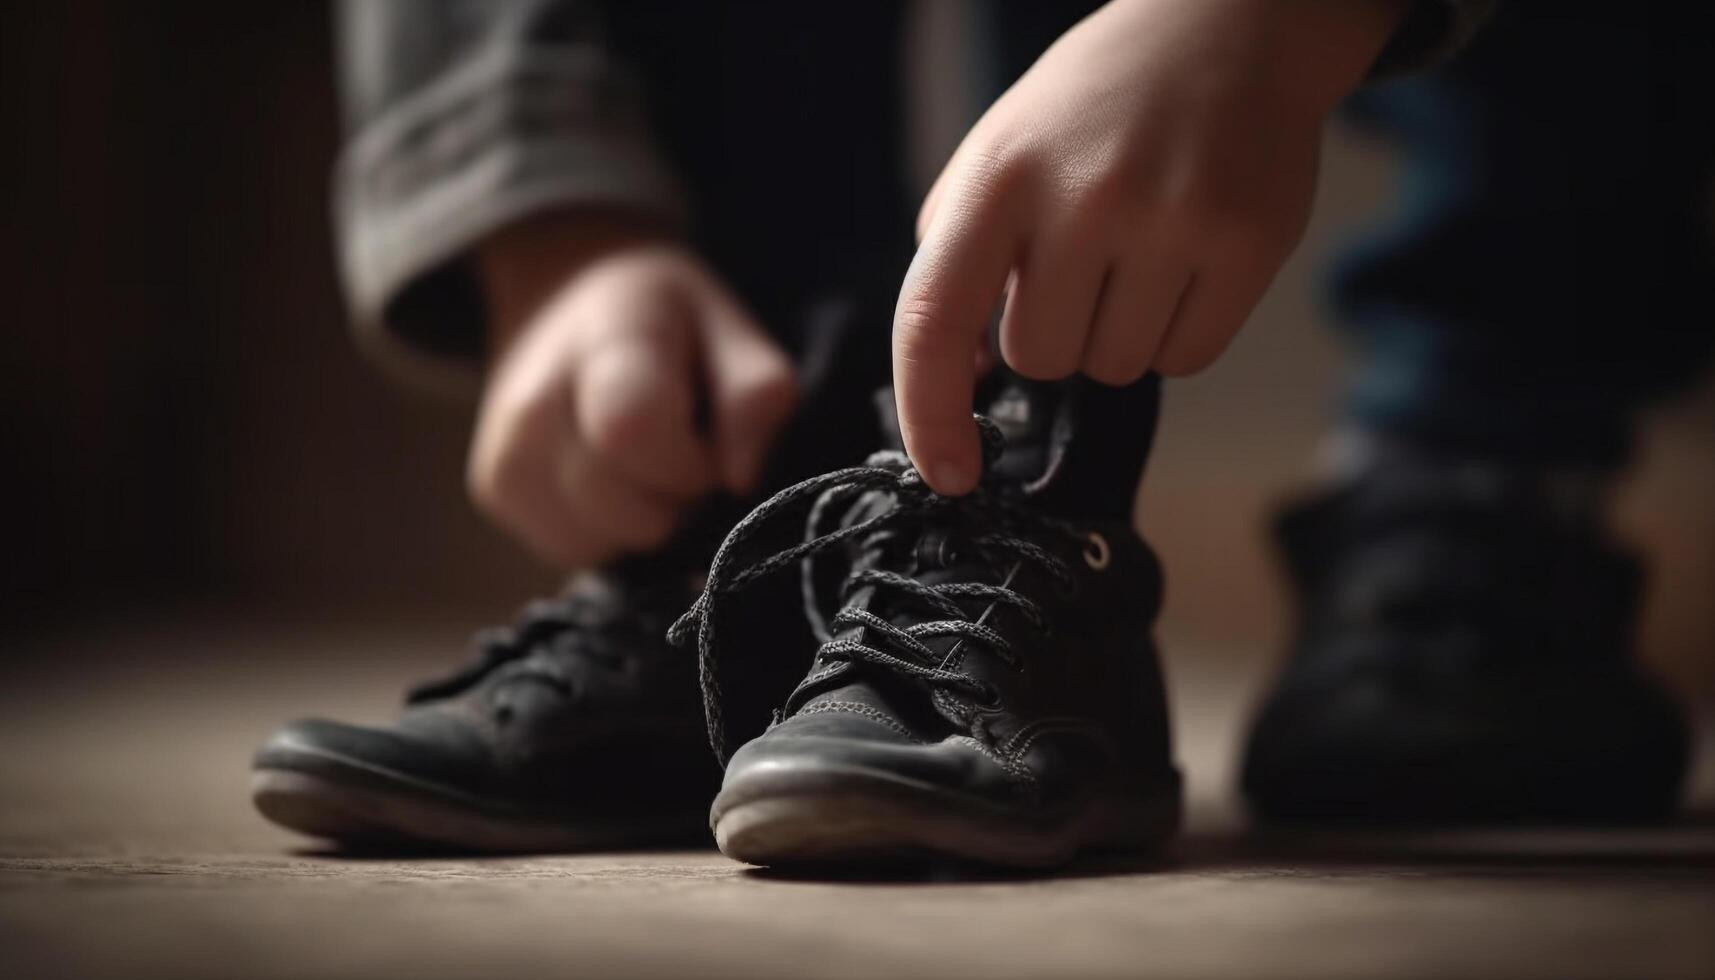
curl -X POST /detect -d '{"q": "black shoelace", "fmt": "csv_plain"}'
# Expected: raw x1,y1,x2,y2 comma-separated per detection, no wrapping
402,507,739,706
668,418,1081,763
406,586,650,704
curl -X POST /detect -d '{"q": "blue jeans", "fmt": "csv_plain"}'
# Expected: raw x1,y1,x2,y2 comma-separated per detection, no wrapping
1330,1,1715,468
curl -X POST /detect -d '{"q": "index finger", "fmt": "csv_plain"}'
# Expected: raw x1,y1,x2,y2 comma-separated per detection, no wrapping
892,190,1018,496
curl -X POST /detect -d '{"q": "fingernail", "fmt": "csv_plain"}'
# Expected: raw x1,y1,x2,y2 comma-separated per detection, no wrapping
930,461,974,496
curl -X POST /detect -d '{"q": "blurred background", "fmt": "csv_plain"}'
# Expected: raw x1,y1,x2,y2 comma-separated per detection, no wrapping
5,2,1710,703
2,6,1712,979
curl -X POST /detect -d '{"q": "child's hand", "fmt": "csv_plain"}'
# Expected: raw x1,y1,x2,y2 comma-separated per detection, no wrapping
893,0,1406,495
469,215,796,570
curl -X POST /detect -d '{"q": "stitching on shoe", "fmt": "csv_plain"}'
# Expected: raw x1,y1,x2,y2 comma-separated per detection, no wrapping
946,734,1039,789
800,664,845,687
1004,718,1110,762
795,700,921,742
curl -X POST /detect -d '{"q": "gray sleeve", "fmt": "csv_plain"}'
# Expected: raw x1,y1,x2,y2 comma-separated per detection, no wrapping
333,0,685,388
1371,0,1496,76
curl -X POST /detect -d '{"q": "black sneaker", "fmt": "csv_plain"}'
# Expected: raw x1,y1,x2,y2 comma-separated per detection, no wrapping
251,547,722,852
1241,453,1690,824
670,412,1181,868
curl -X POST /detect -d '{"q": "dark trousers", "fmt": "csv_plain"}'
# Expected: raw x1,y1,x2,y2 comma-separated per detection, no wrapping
1331,0,1715,468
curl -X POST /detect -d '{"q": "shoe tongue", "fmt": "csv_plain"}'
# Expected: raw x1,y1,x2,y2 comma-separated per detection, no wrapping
983,381,1063,487
875,375,1154,520
871,384,1062,492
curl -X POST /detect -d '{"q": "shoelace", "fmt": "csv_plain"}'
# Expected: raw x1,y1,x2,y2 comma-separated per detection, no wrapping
402,505,740,706
405,587,646,704
668,417,1080,763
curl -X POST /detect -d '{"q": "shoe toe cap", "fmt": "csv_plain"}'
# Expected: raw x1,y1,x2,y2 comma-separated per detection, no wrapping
253,716,486,790
722,710,1023,805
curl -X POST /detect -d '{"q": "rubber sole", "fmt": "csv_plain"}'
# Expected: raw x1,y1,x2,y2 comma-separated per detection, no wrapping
711,763,1181,869
251,747,709,854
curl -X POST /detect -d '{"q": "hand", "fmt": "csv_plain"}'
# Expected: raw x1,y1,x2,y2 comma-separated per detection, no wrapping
893,0,1407,494
469,214,797,570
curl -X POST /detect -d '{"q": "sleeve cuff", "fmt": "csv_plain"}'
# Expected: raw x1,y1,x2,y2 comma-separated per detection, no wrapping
334,42,685,392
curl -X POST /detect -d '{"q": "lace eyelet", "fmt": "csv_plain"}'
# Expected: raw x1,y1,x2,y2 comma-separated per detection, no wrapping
1083,531,1111,571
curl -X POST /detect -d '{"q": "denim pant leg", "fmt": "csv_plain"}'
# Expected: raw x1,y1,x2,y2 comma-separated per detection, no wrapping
1330,1,1715,468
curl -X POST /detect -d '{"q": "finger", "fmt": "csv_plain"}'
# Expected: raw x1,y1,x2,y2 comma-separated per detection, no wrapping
551,442,684,551
498,470,621,570
1079,254,1190,386
1154,253,1274,377
893,184,1021,496
574,331,717,501
975,333,997,377
997,226,1110,382
916,167,950,243
697,290,800,495
469,419,626,570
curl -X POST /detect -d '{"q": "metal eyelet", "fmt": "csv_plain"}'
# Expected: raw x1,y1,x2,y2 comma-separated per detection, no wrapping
1082,531,1111,571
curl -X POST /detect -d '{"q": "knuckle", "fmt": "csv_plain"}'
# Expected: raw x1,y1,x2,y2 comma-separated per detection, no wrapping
893,300,964,357
999,313,1079,382
961,141,1026,191
1010,359,1077,382
1082,166,1146,215
583,404,647,459
1003,342,1078,382
582,374,682,459
1082,357,1146,386
940,142,1033,217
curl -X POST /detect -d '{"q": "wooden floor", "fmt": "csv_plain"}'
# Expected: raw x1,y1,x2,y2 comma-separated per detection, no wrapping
3,614,1712,980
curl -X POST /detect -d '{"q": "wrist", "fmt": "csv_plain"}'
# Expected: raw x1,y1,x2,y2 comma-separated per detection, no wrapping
476,209,672,358
1266,0,1414,116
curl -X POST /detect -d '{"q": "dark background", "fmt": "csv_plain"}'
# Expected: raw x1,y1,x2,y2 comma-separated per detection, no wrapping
1,8,1710,978
3,2,1711,704
2,2,546,629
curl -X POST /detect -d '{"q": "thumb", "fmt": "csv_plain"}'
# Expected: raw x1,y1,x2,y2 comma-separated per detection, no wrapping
696,289,800,495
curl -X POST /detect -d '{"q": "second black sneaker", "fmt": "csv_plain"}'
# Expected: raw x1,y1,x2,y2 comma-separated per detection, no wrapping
251,548,722,852
670,413,1181,868
1241,450,1690,825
